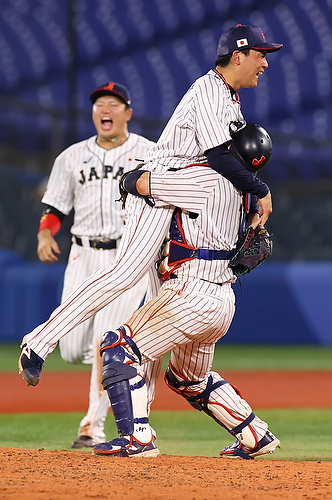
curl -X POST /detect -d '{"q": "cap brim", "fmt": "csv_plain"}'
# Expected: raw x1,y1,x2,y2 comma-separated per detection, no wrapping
90,90,129,105
251,43,283,52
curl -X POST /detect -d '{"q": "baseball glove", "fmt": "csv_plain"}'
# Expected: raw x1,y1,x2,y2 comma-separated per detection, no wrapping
118,164,144,209
229,225,273,276
118,171,131,209
118,166,155,209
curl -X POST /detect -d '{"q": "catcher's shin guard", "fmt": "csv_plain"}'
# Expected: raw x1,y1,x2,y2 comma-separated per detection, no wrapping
100,327,152,444
165,366,261,449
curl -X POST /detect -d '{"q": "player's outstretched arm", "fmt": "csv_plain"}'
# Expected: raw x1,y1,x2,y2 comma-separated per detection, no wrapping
206,144,273,226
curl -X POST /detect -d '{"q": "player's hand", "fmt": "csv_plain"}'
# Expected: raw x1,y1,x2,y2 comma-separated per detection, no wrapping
247,212,260,228
255,191,272,229
37,229,61,263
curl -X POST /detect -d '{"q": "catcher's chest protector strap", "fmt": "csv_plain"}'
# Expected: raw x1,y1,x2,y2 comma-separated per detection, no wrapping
159,199,249,281
168,240,233,267
167,208,234,267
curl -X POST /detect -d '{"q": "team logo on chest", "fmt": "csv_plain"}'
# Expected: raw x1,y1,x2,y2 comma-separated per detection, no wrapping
78,165,124,184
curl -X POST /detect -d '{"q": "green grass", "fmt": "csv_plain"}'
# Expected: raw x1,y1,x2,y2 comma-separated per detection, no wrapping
211,345,332,370
2,343,332,372
1,409,331,461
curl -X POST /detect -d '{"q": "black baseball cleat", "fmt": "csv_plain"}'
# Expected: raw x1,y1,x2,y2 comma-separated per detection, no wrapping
219,430,280,459
18,344,44,386
93,436,160,457
71,436,98,449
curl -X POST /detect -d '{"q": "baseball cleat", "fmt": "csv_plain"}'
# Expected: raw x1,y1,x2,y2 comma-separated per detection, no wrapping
71,436,99,449
18,344,44,386
93,436,160,457
220,430,280,459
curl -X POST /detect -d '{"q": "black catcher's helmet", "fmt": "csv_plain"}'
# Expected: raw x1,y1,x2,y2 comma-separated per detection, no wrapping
229,122,272,173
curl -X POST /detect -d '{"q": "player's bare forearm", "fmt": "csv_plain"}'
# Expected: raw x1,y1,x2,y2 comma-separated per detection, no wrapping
37,229,61,263
136,171,150,196
256,191,272,228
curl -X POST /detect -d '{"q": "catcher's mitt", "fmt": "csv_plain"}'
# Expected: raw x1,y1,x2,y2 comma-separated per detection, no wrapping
229,225,272,276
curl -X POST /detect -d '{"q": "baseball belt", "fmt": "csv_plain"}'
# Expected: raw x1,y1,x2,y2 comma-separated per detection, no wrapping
74,236,118,250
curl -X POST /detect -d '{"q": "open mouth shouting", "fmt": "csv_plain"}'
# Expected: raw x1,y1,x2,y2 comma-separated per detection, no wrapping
101,117,113,130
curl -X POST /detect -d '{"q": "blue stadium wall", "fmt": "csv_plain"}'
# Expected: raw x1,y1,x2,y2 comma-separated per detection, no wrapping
0,248,331,345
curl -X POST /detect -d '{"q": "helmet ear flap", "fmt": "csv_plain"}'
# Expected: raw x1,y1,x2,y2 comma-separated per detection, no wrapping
230,122,272,173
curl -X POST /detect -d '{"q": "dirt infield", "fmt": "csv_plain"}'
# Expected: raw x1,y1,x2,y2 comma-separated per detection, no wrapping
1,369,332,412
1,448,331,500
1,370,332,500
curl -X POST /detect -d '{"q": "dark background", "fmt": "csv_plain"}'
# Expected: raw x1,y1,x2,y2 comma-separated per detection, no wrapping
0,0,331,262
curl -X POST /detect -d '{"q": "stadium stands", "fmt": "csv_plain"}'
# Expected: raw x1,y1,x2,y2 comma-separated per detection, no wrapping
0,1,331,260
0,0,331,151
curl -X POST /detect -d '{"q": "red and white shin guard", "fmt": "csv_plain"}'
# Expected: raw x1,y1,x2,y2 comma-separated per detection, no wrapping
165,365,268,449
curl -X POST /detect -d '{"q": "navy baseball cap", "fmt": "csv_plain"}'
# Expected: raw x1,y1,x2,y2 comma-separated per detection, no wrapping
217,24,283,57
89,81,131,105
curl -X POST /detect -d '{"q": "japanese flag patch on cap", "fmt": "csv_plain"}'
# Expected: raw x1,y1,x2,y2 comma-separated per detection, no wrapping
236,38,249,48
217,24,282,57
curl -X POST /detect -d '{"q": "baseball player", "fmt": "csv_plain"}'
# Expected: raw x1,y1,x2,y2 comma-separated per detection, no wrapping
36,81,156,448
92,163,280,459
19,25,282,458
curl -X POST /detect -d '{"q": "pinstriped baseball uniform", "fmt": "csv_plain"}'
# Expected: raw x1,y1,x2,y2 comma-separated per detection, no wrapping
27,196,173,358
126,168,240,363
114,166,268,445
24,166,268,444
24,69,245,353
145,69,243,170
43,134,153,243
43,133,153,363
41,132,154,443
126,169,241,364
22,68,269,440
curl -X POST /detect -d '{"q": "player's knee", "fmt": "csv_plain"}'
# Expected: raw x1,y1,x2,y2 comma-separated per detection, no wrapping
165,365,227,412
100,326,141,362
59,338,87,364
164,365,184,393
164,365,207,404
58,339,76,363
100,330,120,353
100,329,140,391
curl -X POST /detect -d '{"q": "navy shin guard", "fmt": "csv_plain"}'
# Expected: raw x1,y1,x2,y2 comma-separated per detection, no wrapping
101,331,139,436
